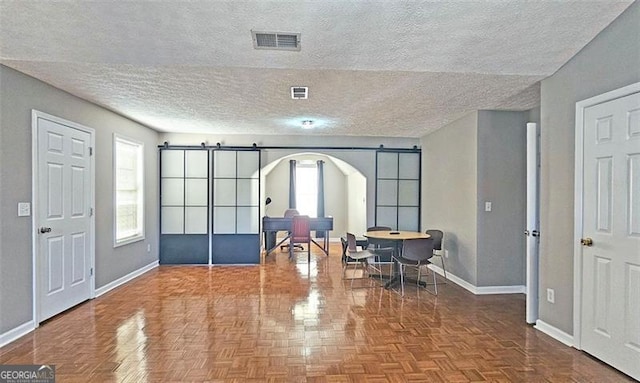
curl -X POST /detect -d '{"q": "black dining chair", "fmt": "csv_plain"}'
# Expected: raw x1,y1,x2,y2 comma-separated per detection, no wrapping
365,226,396,278
393,237,437,296
425,229,446,280
344,233,378,288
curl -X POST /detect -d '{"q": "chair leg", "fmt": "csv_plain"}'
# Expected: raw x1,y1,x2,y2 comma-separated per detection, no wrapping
441,256,448,281
350,259,370,288
432,266,438,295
400,264,405,296
350,261,358,288
364,259,370,281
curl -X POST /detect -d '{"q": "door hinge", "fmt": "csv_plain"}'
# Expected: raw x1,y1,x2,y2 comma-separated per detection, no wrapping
90,267,94,276
89,207,94,217
89,147,93,156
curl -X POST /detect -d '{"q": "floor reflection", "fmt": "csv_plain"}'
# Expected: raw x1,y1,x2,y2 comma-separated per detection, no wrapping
0,244,633,382
115,310,148,383
293,290,321,322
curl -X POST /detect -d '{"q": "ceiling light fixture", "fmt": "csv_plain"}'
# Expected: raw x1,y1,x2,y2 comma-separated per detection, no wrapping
301,120,314,129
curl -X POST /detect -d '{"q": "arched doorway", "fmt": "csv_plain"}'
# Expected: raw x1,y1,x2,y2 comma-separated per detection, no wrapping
260,152,367,247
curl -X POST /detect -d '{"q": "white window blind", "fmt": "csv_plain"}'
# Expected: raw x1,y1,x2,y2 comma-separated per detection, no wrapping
114,135,144,246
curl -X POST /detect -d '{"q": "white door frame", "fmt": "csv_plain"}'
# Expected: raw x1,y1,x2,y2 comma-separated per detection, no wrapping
525,122,540,324
31,110,96,325
573,81,640,348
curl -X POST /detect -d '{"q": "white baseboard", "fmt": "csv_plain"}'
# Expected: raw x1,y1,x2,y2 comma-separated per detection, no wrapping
475,285,526,294
95,261,159,297
428,264,526,295
0,320,35,348
535,319,574,347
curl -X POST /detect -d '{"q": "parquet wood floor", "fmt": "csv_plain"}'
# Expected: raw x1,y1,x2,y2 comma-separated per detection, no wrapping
0,244,633,382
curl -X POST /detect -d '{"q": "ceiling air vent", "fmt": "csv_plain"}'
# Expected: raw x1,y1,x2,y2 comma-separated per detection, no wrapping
291,86,308,99
252,31,301,51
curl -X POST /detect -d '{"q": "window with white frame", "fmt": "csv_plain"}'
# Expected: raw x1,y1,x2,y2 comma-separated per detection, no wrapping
114,135,144,246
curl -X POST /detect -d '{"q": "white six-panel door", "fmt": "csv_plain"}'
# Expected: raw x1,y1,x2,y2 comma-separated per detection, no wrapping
579,89,640,380
35,112,94,322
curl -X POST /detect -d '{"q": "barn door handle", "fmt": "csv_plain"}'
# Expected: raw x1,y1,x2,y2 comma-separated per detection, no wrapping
39,227,52,233
580,237,593,247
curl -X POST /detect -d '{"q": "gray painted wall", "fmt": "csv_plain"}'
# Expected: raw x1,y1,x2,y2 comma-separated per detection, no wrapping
476,111,527,287
421,110,529,288
0,66,159,334
528,107,540,125
421,112,478,285
539,1,640,334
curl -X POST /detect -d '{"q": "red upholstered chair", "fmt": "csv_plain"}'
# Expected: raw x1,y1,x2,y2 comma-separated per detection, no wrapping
280,209,304,251
290,215,311,262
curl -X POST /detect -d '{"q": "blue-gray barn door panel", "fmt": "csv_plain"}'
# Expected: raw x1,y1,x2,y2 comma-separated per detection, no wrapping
159,149,210,264
375,151,421,231
211,150,261,264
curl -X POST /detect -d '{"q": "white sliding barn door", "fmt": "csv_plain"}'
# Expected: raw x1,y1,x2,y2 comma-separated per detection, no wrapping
576,86,640,380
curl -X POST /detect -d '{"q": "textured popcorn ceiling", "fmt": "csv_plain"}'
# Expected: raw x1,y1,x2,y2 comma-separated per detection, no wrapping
0,1,633,137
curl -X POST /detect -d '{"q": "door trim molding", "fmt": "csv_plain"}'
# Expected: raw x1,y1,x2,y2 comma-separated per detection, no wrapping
573,82,640,349
31,110,96,325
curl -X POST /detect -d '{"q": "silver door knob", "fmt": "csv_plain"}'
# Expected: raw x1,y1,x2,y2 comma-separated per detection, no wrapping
39,227,52,233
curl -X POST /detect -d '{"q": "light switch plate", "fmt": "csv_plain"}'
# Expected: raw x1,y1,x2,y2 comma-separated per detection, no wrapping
18,202,31,217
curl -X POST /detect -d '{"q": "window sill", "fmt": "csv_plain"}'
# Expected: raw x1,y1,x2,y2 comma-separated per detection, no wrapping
114,234,145,248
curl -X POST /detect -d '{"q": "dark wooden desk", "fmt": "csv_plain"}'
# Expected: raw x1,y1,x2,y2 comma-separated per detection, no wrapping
262,216,333,256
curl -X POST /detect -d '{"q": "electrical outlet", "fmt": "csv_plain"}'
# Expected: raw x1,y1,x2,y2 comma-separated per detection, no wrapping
147,244,151,253
485,201,492,212
547,288,555,304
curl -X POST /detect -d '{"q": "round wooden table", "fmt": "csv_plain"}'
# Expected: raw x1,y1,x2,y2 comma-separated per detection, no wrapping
363,231,431,288
364,230,430,241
